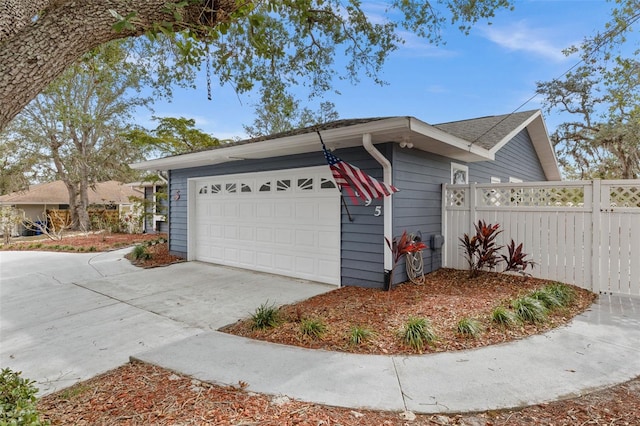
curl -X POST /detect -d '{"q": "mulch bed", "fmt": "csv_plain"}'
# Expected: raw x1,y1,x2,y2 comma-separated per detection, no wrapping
221,269,596,355
1,232,165,252
125,242,185,268
38,360,640,425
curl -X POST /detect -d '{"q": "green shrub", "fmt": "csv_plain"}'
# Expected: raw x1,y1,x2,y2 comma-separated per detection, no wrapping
348,326,373,345
250,302,281,330
530,288,562,310
0,368,47,425
401,317,437,351
512,296,547,324
300,318,327,339
88,246,97,252
491,306,518,328
456,317,483,337
131,244,151,261
544,282,576,307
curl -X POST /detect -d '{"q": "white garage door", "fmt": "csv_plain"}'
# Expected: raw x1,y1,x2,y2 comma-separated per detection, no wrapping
192,166,341,285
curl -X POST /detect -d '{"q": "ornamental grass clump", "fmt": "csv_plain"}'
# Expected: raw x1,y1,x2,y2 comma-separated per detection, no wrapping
512,296,548,324
250,302,281,330
530,288,562,310
131,244,151,261
348,326,373,346
456,317,483,338
544,282,576,307
490,305,518,328
402,317,437,352
300,318,327,339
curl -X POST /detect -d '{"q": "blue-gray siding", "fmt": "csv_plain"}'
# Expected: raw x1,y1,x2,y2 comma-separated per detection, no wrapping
469,129,547,182
391,146,450,284
167,147,387,288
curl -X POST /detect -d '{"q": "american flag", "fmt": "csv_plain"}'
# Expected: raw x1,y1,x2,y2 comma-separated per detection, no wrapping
319,133,399,204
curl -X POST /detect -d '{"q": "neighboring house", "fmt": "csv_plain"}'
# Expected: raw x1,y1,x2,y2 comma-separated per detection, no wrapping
132,110,560,289
0,180,143,235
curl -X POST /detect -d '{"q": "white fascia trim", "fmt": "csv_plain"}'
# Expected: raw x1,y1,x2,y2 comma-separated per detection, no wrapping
408,118,494,161
528,115,562,181
130,117,413,171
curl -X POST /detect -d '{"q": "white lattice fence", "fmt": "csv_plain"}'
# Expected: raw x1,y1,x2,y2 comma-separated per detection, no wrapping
443,180,640,296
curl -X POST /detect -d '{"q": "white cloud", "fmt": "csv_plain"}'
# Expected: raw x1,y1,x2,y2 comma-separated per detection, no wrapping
394,31,458,58
480,20,574,62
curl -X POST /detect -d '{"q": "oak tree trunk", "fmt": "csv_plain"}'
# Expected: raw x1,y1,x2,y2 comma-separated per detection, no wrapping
0,0,236,131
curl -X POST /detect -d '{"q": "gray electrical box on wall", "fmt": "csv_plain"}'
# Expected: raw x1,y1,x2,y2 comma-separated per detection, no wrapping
430,234,444,250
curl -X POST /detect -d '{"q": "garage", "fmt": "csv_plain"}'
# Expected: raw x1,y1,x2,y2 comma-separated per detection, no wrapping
190,166,341,285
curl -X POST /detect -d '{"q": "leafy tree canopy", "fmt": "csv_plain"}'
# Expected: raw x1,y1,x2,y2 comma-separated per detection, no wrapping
536,0,640,179
244,82,340,138
0,0,514,131
2,40,149,230
126,116,222,158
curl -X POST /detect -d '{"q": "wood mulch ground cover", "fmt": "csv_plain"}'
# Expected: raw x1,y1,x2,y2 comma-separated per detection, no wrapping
221,269,596,355
124,241,185,268
38,360,640,425
0,232,166,252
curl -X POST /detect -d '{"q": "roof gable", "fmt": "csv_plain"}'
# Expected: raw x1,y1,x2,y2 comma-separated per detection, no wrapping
433,110,540,150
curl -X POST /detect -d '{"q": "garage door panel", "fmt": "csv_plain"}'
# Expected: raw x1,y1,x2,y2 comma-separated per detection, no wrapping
193,167,340,285
238,203,254,218
295,256,314,274
257,204,272,218
318,231,339,249
319,202,339,220
224,225,237,239
238,226,254,241
238,250,255,266
275,204,292,219
224,247,238,263
256,252,273,268
224,203,238,217
295,203,315,221
256,227,273,243
275,229,293,244
295,230,315,247
275,254,294,272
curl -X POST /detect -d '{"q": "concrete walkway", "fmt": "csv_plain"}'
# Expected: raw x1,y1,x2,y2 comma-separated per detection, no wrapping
135,295,640,414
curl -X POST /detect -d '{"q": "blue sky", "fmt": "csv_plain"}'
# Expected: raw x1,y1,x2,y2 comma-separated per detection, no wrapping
145,0,620,140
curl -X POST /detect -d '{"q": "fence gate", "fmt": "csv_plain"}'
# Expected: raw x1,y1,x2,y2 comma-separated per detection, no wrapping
443,180,640,296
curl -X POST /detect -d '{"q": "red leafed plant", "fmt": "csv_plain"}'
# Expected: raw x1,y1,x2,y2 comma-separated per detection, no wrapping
459,220,503,278
501,239,536,275
385,231,427,290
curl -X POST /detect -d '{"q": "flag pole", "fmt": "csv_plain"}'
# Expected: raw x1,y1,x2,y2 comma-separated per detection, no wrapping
341,193,354,222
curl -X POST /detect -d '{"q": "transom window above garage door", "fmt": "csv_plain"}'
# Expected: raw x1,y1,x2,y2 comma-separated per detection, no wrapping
196,171,336,197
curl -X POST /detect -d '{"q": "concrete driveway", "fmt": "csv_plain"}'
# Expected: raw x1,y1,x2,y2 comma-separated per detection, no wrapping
0,249,333,395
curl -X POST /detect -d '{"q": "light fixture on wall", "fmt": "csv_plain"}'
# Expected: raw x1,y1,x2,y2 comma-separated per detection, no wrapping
399,136,413,149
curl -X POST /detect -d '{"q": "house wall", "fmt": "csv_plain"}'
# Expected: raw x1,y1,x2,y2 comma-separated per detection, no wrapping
392,147,451,284
167,146,388,288
468,128,547,183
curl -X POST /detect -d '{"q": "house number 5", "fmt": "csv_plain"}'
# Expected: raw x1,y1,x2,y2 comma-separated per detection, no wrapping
373,206,382,217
